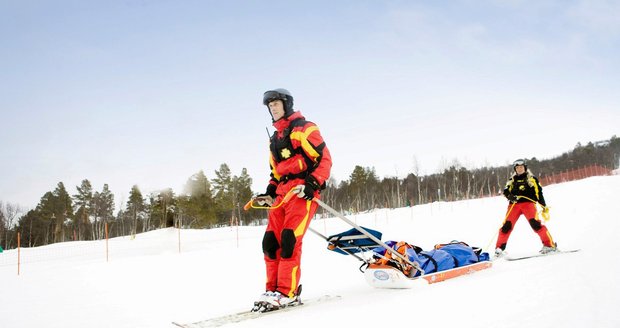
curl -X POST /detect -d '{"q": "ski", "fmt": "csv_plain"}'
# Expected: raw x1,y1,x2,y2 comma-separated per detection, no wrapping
172,295,341,328
505,249,580,261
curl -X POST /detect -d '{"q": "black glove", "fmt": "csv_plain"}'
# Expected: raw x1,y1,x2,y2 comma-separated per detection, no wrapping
297,175,321,200
506,193,518,203
256,184,277,205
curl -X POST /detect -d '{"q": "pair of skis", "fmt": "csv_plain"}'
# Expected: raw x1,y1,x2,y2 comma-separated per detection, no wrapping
172,295,341,328
172,196,346,328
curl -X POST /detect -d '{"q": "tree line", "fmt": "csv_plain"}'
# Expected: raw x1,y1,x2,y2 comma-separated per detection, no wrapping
320,136,619,215
1,136,618,250
1,163,258,249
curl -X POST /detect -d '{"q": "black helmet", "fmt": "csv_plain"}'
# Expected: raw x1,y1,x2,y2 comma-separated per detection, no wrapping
513,159,527,171
263,88,294,117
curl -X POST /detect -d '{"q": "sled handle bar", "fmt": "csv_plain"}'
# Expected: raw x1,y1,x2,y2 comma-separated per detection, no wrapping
243,188,297,211
313,198,424,276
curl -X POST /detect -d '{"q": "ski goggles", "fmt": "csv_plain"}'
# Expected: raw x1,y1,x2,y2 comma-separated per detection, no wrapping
263,91,286,105
513,159,526,166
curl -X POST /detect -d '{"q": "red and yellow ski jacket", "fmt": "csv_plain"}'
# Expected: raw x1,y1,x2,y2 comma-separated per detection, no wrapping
267,111,332,196
503,171,547,207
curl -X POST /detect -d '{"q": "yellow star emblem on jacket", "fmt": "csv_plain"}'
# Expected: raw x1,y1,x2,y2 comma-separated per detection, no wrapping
280,148,292,159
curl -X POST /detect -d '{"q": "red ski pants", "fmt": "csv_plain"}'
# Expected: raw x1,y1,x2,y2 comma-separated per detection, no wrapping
262,194,319,298
495,202,554,250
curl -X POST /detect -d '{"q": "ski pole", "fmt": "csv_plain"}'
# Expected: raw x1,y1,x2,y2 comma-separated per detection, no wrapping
311,197,424,275
484,202,516,253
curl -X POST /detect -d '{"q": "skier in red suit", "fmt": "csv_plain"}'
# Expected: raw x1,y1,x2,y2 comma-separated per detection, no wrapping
253,89,332,310
495,159,556,257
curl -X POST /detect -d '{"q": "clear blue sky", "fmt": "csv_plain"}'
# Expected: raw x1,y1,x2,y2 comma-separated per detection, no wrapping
1,0,619,210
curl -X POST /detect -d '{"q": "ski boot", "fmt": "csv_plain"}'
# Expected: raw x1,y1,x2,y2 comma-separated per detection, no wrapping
540,242,558,254
251,285,302,313
251,291,276,313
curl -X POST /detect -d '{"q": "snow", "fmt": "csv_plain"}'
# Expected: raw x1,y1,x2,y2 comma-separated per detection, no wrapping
1,175,619,328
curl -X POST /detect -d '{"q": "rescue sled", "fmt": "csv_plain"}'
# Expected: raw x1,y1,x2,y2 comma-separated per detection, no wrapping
312,199,492,289
364,261,493,288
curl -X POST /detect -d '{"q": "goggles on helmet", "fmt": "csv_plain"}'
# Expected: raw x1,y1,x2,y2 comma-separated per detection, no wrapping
513,159,526,167
263,91,286,105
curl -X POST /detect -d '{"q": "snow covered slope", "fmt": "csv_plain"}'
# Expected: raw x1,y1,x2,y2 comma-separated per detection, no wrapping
1,175,619,328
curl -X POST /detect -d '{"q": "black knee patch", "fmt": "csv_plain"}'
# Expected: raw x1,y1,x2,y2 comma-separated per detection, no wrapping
262,231,279,259
501,221,513,234
528,218,542,231
280,229,296,259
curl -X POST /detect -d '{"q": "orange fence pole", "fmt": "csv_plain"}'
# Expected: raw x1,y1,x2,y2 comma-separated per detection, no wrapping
105,222,109,262
17,232,21,275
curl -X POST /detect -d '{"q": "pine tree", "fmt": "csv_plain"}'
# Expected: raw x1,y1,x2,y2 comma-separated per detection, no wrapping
35,183,74,244
233,168,253,225
0,203,5,248
149,188,175,229
349,166,379,211
184,170,212,198
212,164,233,225
179,171,216,228
16,209,46,247
126,185,145,236
53,182,73,243
73,179,93,240
93,184,114,239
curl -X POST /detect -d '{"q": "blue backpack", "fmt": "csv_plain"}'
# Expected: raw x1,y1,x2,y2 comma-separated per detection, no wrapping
372,241,456,277
416,249,456,274
435,241,490,265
